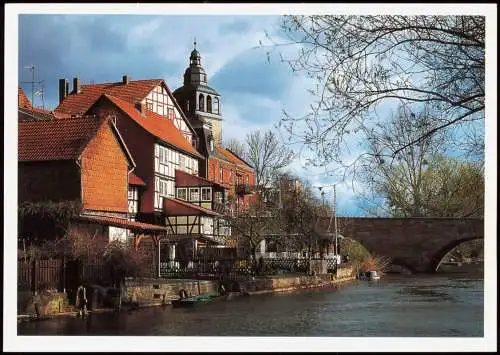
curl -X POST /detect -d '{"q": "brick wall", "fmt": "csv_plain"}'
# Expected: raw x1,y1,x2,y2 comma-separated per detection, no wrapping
18,161,81,203
89,102,155,213
80,120,129,213
207,157,256,210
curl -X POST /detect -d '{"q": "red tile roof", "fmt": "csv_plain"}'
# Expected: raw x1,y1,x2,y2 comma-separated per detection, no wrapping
18,117,104,161
163,197,221,217
18,87,55,121
55,79,163,116
175,169,224,189
129,171,147,186
18,87,32,108
76,214,169,232
215,145,254,171
102,94,203,159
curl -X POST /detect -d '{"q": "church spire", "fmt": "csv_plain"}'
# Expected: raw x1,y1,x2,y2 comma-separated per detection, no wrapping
190,38,201,67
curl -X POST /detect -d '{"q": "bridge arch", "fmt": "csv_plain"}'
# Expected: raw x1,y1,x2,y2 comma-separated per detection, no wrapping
430,236,484,272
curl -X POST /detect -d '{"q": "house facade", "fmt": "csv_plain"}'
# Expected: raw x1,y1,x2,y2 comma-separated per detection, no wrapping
54,76,233,258
18,116,169,257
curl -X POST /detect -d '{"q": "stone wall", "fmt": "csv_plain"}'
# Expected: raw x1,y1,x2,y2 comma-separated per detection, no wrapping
240,266,355,296
336,264,354,279
20,291,73,317
123,278,219,304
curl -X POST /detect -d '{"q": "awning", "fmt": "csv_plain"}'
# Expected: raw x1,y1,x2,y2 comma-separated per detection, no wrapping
163,198,223,217
75,215,169,233
129,172,147,186
175,169,226,189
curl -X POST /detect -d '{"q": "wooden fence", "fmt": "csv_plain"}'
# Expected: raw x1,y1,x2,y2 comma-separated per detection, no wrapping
18,258,108,294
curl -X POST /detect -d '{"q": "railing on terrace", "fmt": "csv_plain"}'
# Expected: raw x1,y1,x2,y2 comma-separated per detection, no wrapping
159,257,342,280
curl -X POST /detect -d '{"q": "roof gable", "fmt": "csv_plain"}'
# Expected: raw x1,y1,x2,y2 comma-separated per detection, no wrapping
54,79,163,116
215,145,254,172
18,116,135,168
94,94,203,159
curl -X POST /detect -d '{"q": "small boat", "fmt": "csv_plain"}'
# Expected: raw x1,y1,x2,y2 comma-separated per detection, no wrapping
171,291,228,308
357,270,381,281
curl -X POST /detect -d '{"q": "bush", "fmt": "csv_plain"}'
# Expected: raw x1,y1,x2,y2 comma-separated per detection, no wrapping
102,241,150,287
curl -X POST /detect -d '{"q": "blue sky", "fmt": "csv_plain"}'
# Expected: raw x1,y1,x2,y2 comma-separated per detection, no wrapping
17,14,364,215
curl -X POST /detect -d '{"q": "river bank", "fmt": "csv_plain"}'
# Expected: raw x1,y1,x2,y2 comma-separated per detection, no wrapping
17,273,484,337
17,265,356,323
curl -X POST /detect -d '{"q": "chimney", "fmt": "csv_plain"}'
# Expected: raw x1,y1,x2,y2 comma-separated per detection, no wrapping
72,77,81,94
58,78,68,103
122,75,129,85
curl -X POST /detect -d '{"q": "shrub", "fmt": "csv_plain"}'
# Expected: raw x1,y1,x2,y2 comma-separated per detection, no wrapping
102,241,150,287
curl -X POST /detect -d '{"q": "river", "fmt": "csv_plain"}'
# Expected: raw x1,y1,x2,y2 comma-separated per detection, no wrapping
17,273,483,337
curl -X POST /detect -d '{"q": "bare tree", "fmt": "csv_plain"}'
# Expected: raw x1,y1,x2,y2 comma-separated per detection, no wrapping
223,138,248,161
358,105,446,217
229,199,282,266
265,15,485,177
246,130,295,189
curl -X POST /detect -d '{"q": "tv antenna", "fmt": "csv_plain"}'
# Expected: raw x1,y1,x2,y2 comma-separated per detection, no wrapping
21,65,44,110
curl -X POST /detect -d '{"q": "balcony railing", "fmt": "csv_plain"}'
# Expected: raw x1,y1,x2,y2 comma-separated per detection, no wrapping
236,184,253,195
212,201,232,216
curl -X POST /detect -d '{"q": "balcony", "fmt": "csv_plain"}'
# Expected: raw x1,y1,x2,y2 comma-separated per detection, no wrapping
235,184,253,196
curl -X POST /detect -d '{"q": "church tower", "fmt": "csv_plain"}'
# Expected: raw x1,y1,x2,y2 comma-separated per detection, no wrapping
173,41,223,145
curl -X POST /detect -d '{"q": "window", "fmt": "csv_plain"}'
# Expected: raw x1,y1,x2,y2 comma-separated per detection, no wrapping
157,146,170,176
177,188,187,201
201,187,212,201
167,107,175,120
245,175,249,184
198,93,204,111
207,95,212,113
213,97,219,114
219,167,223,182
128,187,139,214
186,100,190,112
189,188,200,202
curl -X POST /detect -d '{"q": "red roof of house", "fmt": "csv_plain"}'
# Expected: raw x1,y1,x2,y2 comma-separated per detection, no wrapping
54,79,163,116
18,87,55,121
76,215,169,232
129,171,147,186
18,117,104,161
101,94,203,159
215,146,254,171
162,197,221,217
175,169,224,188
18,87,32,108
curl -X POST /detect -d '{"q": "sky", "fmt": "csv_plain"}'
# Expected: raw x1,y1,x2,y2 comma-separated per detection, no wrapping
6,4,497,353
17,13,363,215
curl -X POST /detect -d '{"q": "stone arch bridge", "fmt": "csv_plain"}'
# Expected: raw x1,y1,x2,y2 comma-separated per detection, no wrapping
319,217,484,273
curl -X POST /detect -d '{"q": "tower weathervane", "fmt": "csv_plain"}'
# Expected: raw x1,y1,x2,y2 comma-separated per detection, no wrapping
194,37,197,49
